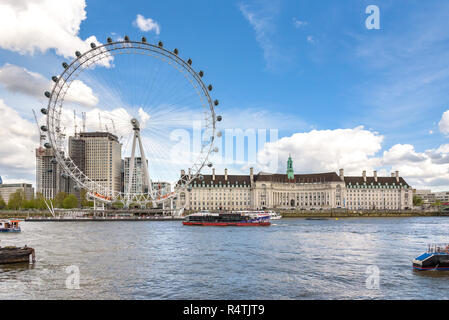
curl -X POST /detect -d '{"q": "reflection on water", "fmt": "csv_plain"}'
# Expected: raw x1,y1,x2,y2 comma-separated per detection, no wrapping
1,217,449,299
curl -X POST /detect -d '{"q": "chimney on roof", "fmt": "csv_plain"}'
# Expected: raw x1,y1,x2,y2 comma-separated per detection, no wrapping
181,169,185,177
212,168,215,181
373,170,378,182
250,167,254,182
225,168,228,181
339,168,344,181
391,172,395,177
362,170,366,182
188,168,191,179
395,170,399,183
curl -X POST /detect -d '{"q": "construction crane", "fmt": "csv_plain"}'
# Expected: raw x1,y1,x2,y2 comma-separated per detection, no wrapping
81,112,86,132
32,109,46,147
73,110,78,137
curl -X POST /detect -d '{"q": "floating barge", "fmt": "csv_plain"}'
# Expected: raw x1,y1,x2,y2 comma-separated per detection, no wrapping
0,246,35,265
412,244,449,271
183,211,271,226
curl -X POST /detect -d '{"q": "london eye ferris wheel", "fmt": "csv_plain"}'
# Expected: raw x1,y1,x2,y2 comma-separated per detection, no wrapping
39,35,222,208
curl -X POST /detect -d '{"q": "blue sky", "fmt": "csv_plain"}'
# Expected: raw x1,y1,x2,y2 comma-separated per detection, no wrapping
1,0,449,190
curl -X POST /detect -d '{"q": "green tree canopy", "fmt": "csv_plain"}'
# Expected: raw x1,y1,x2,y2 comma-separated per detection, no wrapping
62,194,78,209
0,194,6,210
413,195,423,206
54,192,67,208
7,189,25,210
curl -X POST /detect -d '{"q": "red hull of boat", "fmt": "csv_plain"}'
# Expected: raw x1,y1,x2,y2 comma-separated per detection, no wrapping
183,221,271,227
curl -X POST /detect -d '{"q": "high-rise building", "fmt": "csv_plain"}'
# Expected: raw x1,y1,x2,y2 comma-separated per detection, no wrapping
0,183,34,203
79,132,121,196
124,157,147,194
35,147,65,199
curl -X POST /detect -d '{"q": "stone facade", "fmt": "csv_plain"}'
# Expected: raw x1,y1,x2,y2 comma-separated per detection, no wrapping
176,158,413,211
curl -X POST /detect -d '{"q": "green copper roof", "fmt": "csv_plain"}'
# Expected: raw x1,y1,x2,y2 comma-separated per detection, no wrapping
287,155,294,180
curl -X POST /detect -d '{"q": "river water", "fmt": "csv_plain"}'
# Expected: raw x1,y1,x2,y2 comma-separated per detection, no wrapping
1,217,449,300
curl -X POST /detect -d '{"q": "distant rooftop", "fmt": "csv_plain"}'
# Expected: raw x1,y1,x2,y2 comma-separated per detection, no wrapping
79,132,119,142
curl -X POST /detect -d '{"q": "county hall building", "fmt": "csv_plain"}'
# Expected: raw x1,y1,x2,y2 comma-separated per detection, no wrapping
177,156,413,211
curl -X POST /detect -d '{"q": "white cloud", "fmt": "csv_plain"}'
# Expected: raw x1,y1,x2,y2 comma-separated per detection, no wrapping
138,108,151,128
0,63,46,96
239,2,291,71
254,125,449,191
292,17,307,28
65,80,99,108
438,110,449,134
0,99,37,176
133,14,161,35
256,126,383,174
0,0,112,67
306,35,315,44
0,63,98,108
382,144,427,164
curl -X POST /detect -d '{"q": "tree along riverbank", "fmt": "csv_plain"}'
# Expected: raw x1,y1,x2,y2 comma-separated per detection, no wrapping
279,209,443,218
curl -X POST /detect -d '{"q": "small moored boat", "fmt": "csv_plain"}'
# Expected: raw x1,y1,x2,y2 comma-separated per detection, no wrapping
412,244,449,271
0,246,35,265
0,219,21,232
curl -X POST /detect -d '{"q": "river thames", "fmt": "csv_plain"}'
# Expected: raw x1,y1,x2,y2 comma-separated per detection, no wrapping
1,217,449,300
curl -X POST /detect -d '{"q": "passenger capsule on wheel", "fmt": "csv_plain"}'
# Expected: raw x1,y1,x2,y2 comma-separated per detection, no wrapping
217,115,222,121
44,143,51,149
107,37,112,43
51,76,58,82
41,108,48,115
40,125,48,132
62,62,69,69
75,51,81,57
90,42,96,49
44,91,51,98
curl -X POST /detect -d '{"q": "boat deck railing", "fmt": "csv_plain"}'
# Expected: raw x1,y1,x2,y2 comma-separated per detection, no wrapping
427,243,449,253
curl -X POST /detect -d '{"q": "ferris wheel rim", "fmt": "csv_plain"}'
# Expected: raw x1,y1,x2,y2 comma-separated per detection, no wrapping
44,38,219,204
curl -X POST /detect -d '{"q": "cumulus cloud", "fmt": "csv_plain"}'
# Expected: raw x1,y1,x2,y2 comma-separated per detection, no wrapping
253,126,449,190
0,0,112,67
382,144,427,164
0,63,98,108
256,126,383,174
438,110,449,134
133,14,161,34
0,99,37,174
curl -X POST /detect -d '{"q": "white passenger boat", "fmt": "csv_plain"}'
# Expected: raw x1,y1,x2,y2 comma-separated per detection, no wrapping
234,210,282,220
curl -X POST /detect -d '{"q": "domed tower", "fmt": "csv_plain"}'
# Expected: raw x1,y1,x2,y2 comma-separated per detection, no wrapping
287,154,294,180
